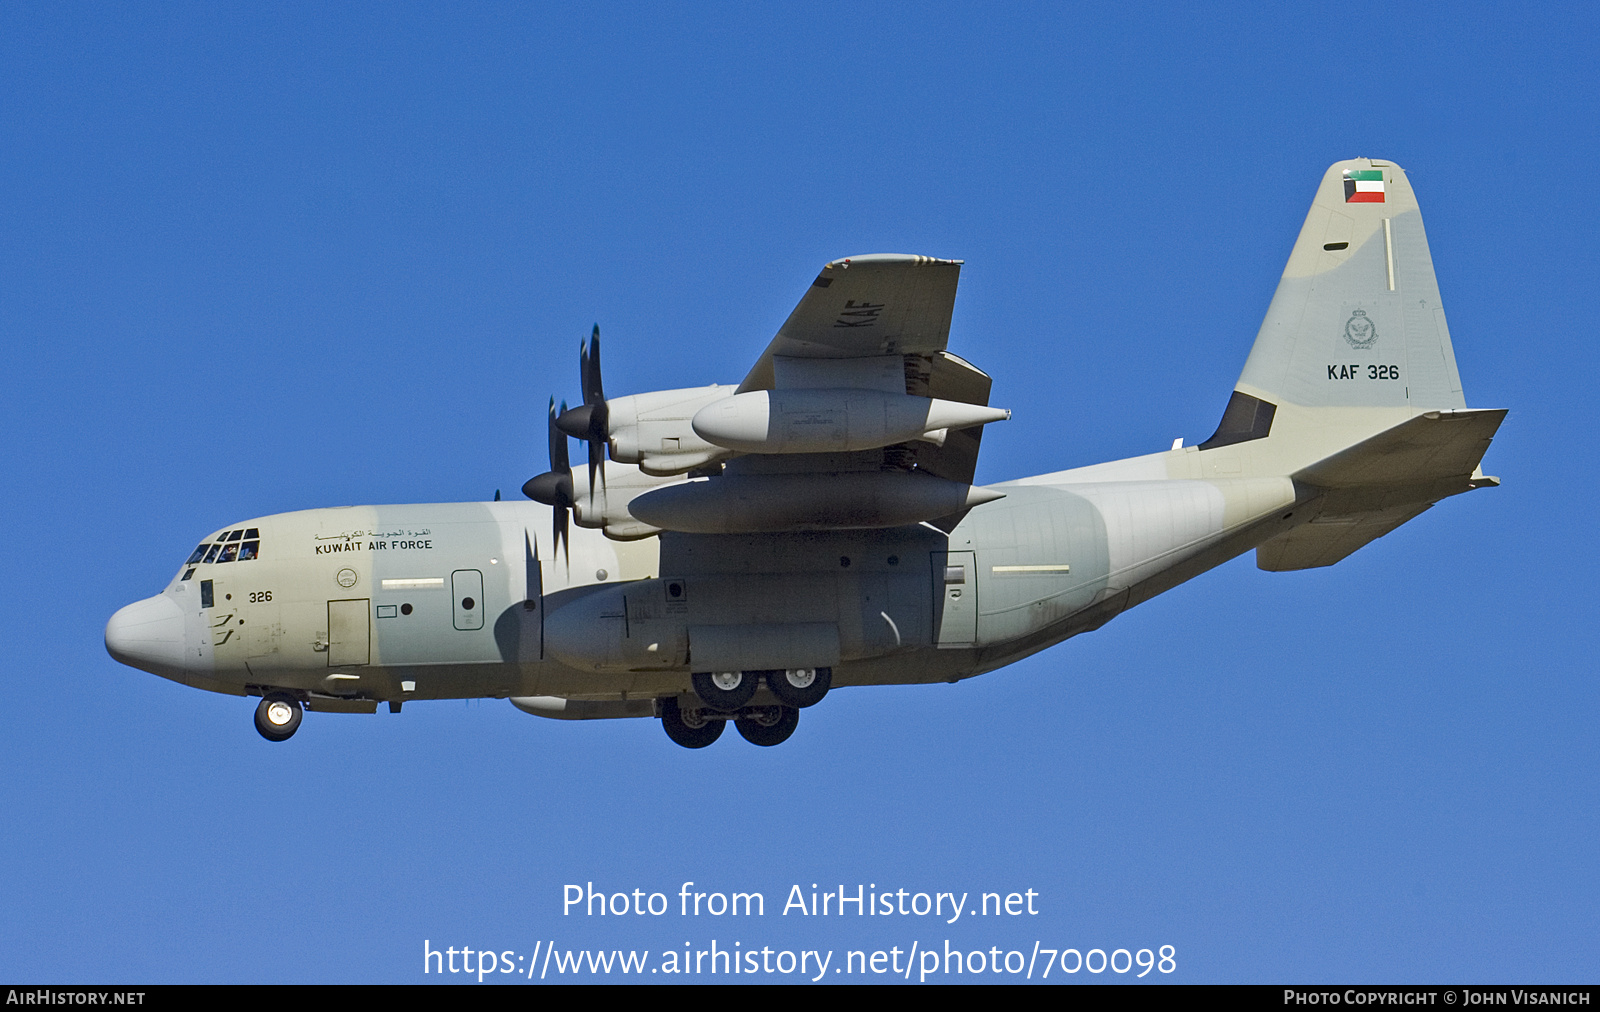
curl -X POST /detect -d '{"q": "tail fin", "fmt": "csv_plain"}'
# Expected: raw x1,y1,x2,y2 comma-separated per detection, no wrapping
1203,158,1471,468
1194,159,1504,569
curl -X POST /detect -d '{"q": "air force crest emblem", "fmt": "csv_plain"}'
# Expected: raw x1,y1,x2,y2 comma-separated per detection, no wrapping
1343,308,1378,350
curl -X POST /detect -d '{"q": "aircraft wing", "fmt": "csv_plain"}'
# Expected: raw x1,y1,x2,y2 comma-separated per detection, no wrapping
612,254,1005,537
732,254,993,487
738,254,964,391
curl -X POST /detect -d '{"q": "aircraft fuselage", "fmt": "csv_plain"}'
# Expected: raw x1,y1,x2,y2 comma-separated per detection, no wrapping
106,460,1300,713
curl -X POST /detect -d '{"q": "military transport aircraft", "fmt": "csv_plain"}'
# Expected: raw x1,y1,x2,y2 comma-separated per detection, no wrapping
106,159,1503,748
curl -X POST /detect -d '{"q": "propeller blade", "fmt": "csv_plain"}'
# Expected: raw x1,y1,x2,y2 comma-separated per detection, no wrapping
562,327,609,497
582,325,605,406
549,398,570,474
587,430,606,504
522,397,572,566
554,497,569,569
552,398,570,566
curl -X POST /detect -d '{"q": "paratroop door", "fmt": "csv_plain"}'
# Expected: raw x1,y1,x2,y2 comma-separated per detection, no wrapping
932,551,976,647
328,599,370,666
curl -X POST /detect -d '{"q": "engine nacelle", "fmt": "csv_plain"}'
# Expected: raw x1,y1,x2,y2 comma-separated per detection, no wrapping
604,385,735,475
691,388,1009,454
569,461,687,540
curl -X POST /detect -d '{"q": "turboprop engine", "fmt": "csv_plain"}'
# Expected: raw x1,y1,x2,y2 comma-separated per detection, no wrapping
691,388,1010,454
603,384,735,475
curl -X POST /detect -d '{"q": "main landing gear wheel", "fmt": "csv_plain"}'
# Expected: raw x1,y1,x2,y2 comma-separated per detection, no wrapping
691,670,758,711
766,666,832,708
735,705,799,747
254,692,303,742
660,696,724,749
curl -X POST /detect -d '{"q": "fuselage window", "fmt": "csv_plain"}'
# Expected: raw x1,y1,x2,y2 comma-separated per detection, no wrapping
200,580,214,609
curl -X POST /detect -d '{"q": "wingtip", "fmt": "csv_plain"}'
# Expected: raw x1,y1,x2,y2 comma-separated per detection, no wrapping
822,253,963,270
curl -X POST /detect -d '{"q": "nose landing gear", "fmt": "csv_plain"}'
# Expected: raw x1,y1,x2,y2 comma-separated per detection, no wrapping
254,692,303,742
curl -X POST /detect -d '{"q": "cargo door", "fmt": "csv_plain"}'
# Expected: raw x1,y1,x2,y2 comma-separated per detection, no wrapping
452,569,485,631
328,599,370,666
932,550,976,647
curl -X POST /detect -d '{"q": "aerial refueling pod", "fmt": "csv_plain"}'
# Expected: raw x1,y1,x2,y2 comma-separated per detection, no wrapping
628,471,1003,534
691,388,1009,455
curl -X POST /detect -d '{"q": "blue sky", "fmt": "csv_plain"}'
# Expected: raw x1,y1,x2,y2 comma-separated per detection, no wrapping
2,3,1595,983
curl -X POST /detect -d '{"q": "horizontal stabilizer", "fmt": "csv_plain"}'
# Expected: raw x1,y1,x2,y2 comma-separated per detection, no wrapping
1257,503,1432,571
1258,409,1504,571
1294,408,1506,489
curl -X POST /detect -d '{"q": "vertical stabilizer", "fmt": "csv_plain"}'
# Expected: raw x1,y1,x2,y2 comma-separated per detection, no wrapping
1240,157,1465,411
1192,159,1505,571
1202,159,1471,469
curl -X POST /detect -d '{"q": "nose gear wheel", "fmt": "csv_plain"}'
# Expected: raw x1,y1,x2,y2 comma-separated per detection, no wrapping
254,692,303,742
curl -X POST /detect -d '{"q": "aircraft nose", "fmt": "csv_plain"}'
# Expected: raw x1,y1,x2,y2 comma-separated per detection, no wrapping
105,594,187,675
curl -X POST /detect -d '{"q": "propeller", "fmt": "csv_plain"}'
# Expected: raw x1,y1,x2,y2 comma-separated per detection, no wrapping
556,325,608,496
522,398,573,564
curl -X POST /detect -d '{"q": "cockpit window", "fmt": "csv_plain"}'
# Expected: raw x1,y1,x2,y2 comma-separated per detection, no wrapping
190,529,263,565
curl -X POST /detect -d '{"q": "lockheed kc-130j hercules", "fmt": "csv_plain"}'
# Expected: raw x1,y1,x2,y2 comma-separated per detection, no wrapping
106,159,1504,748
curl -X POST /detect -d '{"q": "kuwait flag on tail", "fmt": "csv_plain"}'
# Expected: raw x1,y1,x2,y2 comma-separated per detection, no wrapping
1344,169,1385,203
